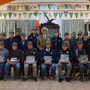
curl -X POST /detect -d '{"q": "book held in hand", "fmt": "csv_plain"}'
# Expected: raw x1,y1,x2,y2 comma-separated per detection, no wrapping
44,56,52,63
79,55,88,64
10,57,17,64
0,55,4,62
26,56,35,64
60,54,69,63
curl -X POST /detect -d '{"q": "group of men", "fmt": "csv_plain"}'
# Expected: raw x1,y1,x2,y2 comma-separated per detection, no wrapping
0,27,90,82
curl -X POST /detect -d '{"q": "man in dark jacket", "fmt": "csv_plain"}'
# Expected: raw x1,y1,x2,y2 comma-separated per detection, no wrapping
5,42,22,81
51,30,62,53
40,41,56,80
5,30,17,50
57,42,72,82
27,28,39,48
22,41,38,81
75,40,90,82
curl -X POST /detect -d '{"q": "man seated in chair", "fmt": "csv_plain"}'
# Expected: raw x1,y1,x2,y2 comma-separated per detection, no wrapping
22,41,38,81
0,41,8,80
57,42,72,82
5,42,22,81
75,40,90,82
40,41,56,80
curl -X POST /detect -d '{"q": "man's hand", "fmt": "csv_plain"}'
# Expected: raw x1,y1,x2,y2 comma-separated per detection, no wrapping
44,61,52,65
39,48,43,50
67,61,70,63
35,60,37,64
59,60,63,63
87,61,90,64
78,58,82,61
0,61,4,64
24,61,27,64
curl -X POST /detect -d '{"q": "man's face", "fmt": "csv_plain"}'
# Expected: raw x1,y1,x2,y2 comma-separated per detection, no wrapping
42,30,47,35
84,35,88,40
54,32,59,37
21,36,26,41
64,35,69,39
9,32,14,38
12,45,17,51
17,32,21,35
0,44,4,50
77,44,83,49
32,30,37,34
46,44,51,48
62,46,68,51
0,35,4,39
27,44,33,49
71,33,76,38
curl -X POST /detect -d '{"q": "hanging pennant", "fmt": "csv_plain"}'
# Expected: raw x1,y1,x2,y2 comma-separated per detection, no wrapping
13,13,17,17
68,4,71,9
49,13,52,18
64,4,68,9
54,12,58,18
18,13,22,19
57,4,60,9
33,11,38,17
17,5,20,10
69,12,73,18
43,4,47,10
86,5,89,10
80,12,83,17
3,13,7,19
64,12,68,17
52,4,56,10
28,13,32,18
59,12,63,18
8,12,12,18
85,13,89,18
21,5,24,10
23,13,27,18
0,13,2,17
38,4,42,10
75,13,78,18
48,4,52,10
44,12,47,17
24,5,29,11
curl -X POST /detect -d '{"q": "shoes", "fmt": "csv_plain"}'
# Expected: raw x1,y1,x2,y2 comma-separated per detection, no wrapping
66,77,70,82
33,77,38,81
58,78,63,82
4,78,8,81
42,76,47,80
49,76,54,80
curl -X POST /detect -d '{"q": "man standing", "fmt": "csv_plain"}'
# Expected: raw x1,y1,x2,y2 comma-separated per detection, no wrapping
15,28,21,44
37,27,51,51
5,42,22,81
5,30,17,50
0,41,8,80
27,28,39,48
51,30,62,53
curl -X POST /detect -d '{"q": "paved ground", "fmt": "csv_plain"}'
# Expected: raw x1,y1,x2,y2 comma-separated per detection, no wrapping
0,77,90,90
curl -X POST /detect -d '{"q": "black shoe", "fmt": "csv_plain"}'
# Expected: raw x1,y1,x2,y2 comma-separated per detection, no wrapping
23,77,28,81
66,77,70,82
58,78,63,82
0,77,4,80
4,78,8,81
80,78,84,82
33,77,38,81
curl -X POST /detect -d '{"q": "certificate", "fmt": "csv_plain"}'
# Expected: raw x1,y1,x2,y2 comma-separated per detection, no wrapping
26,56,35,64
44,56,52,62
0,55,4,62
60,54,69,63
10,57,17,64
79,55,88,64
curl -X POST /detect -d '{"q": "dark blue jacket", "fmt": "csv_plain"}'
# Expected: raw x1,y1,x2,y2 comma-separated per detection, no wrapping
5,37,17,50
27,33,39,48
51,36,62,53
40,48,56,63
56,49,73,63
18,40,27,51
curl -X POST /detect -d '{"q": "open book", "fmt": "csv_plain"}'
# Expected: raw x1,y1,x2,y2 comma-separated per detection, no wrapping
26,56,35,64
